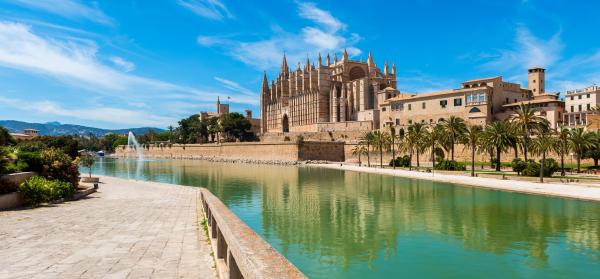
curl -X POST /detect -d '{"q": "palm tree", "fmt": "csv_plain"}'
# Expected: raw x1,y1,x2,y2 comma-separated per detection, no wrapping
568,128,595,172
530,132,557,182
483,121,513,171
408,123,426,168
352,144,368,166
556,126,570,176
441,116,467,161
423,124,444,171
361,132,376,167
510,103,547,160
507,121,521,159
463,125,483,177
389,126,398,169
372,130,389,168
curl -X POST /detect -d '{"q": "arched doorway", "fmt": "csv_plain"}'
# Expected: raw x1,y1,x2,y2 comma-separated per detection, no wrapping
282,114,289,133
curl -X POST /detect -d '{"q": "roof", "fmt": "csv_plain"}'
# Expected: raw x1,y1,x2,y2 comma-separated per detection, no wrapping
10,133,30,137
461,76,502,84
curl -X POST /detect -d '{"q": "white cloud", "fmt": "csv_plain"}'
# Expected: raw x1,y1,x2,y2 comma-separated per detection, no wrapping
297,2,345,32
214,77,255,96
110,56,135,72
0,97,174,127
10,0,113,26
177,0,233,20
196,1,361,70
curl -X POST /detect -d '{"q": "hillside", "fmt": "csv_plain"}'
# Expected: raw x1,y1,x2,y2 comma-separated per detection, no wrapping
0,120,164,137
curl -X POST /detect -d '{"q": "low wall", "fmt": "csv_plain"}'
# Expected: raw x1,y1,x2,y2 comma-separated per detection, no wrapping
0,172,35,194
115,142,345,162
200,188,306,279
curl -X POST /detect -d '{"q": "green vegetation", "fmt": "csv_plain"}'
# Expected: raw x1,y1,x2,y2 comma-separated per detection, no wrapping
79,153,95,178
19,176,75,205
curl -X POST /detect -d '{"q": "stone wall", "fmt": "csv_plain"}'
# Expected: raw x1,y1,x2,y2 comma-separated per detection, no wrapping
115,142,345,162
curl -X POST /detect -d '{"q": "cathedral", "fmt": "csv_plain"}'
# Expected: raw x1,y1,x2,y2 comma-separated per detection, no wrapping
260,50,399,134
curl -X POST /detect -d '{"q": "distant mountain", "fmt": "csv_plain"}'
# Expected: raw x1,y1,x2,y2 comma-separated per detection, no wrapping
0,120,164,137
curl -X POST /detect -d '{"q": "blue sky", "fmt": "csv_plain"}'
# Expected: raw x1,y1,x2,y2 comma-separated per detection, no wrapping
0,0,599,129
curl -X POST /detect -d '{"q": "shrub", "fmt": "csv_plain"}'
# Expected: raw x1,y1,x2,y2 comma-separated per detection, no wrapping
511,158,527,175
389,155,410,167
16,151,43,172
79,154,95,178
520,159,559,177
19,176,75,205
40,148,80,187
435,160,466,171
4,161,28,174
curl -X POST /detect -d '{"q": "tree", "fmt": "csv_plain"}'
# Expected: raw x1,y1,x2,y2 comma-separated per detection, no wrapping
483,121,513,171
371,131,389,168
407,123,426,168
510,103,547,160
568,128,595,173
556,126,570,176
0,127,16,146
79,153,95,178
423,124,444,171
582,130,600,167
530,132,557,182
352,144,368,166
463,125,483,177
168,125,175,142
441,116,467,161
361,132,376,167
389,126,398,169
220,112,252,141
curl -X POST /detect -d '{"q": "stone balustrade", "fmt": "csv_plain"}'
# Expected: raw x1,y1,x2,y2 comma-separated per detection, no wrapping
199,188,306,279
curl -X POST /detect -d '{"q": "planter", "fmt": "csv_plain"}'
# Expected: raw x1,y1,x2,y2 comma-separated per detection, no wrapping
0,192,24,210
80,177,100,183
0,172,36,194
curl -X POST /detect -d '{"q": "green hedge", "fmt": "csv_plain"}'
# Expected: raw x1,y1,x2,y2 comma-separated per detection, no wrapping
19,176,75,205
512,158,559,177
389,155,410,167
434,160,466,171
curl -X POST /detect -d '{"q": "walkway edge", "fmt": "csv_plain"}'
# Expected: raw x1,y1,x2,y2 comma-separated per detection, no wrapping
313,164,600,202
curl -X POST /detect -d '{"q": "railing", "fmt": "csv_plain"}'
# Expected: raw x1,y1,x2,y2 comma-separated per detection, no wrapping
200,189,306,279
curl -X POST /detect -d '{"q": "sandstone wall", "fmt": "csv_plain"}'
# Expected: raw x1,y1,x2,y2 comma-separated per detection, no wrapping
115,142,345,162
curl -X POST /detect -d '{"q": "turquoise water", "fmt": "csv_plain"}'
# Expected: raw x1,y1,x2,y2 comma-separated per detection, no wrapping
91,159,600,278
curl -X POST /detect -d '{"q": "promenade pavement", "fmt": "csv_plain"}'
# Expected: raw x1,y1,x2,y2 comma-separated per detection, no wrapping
0,176,216,279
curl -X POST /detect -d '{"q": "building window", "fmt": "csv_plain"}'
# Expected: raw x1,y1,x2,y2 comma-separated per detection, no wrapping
579,95,582,100
505,97,509,104
382,107,386,111
408,120,412,124
430,119,433,123
466,95,471,104
587,103,591,111
440,100,448,108
469,107,481,113
408,104,412,111
587,94,591,98
422,102,426,109
421,120,425,123
533,89,536,92
571,105,574,112
454,98,462,106
395,118,400,125
570,96,574,100
533,79,536,83
579,104,582,112
480,93,486,103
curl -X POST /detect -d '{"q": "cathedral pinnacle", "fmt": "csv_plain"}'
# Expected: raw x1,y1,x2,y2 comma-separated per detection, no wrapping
326,53,331,65
281,53,289,75
367,51,374,67
384,60,389,75
342,48,348,61
334,53,338,63
318,52,322,67
392,62,396,76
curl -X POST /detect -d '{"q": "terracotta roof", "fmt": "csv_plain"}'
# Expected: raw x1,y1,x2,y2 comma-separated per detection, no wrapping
461,76,502,83
393,87,486,101
503,99,564,107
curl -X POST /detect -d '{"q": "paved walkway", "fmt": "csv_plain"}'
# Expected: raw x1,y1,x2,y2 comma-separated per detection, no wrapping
0,176,216,279
318,163,600,202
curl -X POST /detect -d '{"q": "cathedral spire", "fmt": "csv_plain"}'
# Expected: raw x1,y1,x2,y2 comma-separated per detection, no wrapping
342,48,348,61
384,60,389,75
261,71,269,93
334,53,338,63
392,62,396,76
326,53,331,66
367,51,374,67
305,54,310,72
318,52,322,67
281,53,289,76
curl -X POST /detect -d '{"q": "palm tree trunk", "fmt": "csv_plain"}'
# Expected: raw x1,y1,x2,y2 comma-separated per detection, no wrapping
409,149,413,171
560,144,565,176
523,130,529,161
391,138,396,170
471,144,475,177
540,152,545,183
451,137,454,161
358,152,362,166
577,154,581,173
417,149,420,167
379,146,383,168
496,147,501,171
367,143,371,167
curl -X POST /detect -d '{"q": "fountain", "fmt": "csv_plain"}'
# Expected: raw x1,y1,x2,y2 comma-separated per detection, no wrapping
127,131,144,161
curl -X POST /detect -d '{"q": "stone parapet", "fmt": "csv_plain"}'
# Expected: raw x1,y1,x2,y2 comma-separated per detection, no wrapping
200,188,306,279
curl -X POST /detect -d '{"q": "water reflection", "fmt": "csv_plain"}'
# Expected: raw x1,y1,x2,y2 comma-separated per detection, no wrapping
92,159,600,278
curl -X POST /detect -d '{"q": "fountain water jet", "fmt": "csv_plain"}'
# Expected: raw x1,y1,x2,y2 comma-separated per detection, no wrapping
127,131,144,161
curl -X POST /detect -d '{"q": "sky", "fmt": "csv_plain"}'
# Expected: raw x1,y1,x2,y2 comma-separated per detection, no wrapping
1,0,600,129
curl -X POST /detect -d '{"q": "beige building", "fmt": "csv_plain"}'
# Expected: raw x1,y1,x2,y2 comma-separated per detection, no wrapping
380,67,565,129
199,97,260,135
563,85,600,127
10,128,39,140
260,51,399,134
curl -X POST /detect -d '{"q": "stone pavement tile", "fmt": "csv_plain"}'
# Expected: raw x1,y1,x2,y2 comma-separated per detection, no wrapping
0,176,216,279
